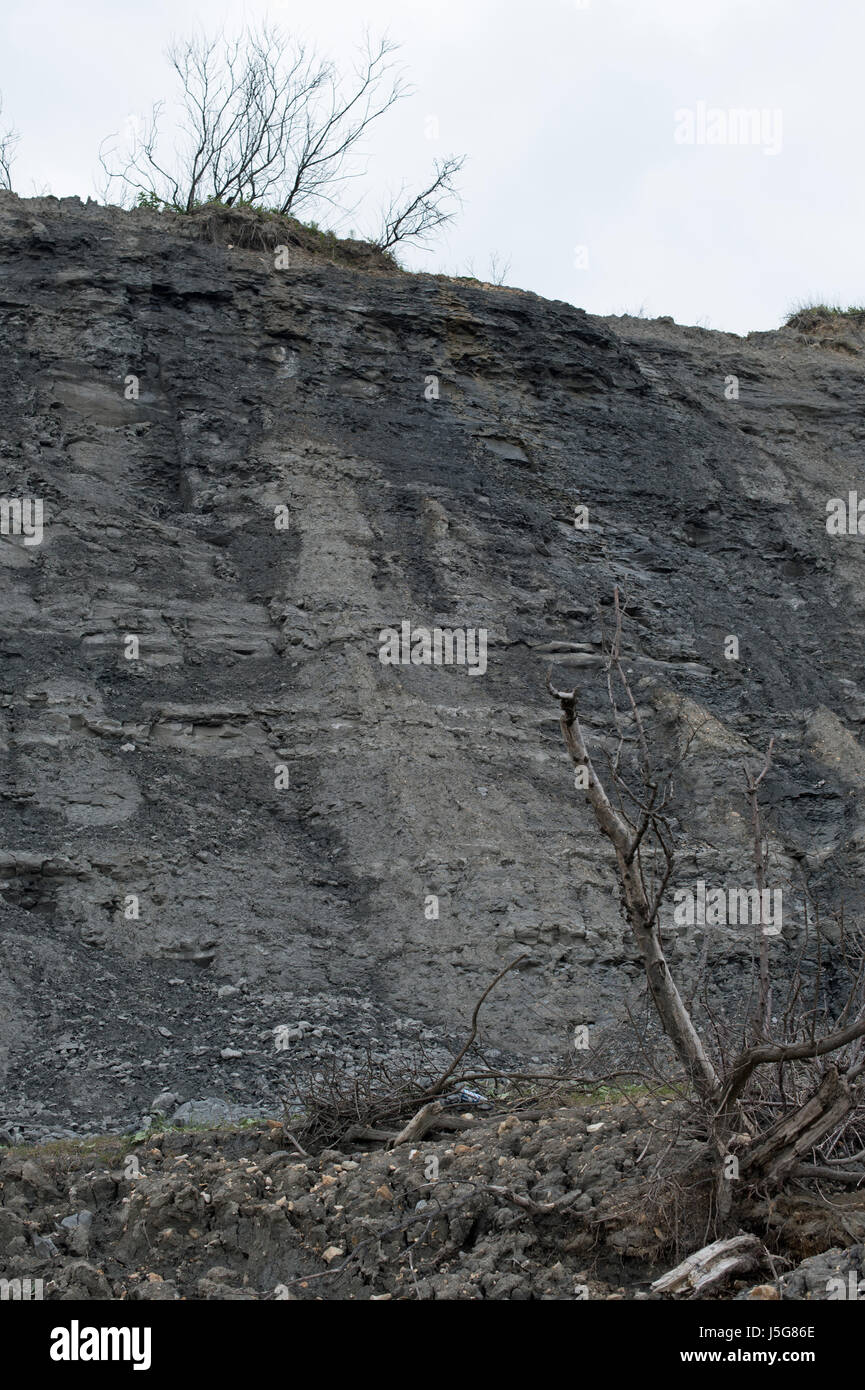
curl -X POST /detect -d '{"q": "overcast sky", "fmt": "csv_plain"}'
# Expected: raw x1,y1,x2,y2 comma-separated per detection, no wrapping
1,0,862,334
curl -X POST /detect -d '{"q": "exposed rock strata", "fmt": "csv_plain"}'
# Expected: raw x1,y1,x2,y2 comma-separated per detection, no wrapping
1,195,865,1137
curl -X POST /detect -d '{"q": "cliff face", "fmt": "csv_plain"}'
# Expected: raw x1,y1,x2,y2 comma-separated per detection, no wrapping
2,194,865,1139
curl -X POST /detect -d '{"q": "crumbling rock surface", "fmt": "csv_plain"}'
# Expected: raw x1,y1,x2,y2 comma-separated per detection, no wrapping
2,195,865,1138
0,1100,692,1300
2,1099,861,1301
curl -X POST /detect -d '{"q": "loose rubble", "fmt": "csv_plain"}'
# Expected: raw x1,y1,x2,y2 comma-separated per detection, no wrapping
3,1097,863,1300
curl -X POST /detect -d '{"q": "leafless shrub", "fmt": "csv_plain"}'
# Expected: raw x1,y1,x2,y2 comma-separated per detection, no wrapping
278,956,622,1152
99,24,464,249
375,155,465,251
487,251,512,285
0,93,20,191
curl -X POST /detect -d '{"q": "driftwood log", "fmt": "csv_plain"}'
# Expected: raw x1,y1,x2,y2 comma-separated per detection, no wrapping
651,1234,764,1296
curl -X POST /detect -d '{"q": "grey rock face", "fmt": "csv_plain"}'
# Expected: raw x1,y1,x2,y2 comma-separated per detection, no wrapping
2,194,865,1137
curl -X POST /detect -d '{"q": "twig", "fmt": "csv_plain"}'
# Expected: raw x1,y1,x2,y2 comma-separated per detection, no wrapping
428,956,528,1095
284,1129,309,1157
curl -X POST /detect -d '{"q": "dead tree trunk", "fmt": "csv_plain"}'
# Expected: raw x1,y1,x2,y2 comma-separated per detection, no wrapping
547,674,720,1101
547,589,865,1223
739,1066,855,1183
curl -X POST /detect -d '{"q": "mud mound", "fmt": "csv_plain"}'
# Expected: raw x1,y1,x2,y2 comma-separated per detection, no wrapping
781,306,865,353
176,201,401,273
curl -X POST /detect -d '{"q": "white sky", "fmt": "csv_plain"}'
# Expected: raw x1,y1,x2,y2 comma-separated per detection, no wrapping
1,0,862,334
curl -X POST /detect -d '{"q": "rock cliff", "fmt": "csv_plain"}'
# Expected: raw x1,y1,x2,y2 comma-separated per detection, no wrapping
2,194,865,1139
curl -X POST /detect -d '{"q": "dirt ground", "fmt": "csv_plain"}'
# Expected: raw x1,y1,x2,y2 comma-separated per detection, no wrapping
2,1095,864,1300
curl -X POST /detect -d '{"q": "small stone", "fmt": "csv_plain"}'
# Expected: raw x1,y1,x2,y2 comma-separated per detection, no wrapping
60,1210,94,1230
151,1091,179,1114
32,1233,59,1257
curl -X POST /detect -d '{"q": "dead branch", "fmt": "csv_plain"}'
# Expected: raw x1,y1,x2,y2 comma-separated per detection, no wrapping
376,155,465,250
721,1011,865,1111
651,1234,764,1296
546,663,720,1099
790,1163,865,1186
427,955,528,1096
0,93,20,191
283,1129,308,1157
739,1066,857,1182
388,1101,445,1149
480,1184,582,1216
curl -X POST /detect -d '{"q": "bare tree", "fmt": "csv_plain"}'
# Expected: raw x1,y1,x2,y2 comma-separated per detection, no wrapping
99,24,463,245
487,251,512,286
547,587,865,1226
375,155,465,250
0,94,20,191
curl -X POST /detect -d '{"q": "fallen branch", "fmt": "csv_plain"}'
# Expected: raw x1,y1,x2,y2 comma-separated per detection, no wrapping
651,1234,764,1296
739,1067,856,1182
789,1163,865,1187
388,1101,445,1149
344,1124,398,1144
284,1129,308,1157
482,1184,583,1217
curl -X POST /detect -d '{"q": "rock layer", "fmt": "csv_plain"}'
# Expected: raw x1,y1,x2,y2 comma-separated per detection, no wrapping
1,195,865,1137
